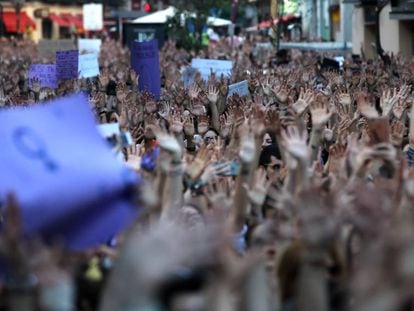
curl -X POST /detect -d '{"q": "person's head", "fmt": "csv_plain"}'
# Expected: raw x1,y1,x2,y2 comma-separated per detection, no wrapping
203,129,219,145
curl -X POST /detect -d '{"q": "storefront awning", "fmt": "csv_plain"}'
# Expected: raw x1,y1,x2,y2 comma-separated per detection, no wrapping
60,13,83,28
2,11,36,33
49,13,70,27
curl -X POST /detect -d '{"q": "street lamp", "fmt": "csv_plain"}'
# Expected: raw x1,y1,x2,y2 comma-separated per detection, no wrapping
11,0,25,38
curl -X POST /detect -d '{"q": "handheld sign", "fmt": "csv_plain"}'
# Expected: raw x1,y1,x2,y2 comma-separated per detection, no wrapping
83,3,103,31
78,53,100,78
182,67,197,88
228,80,249,98
29,64,58,89
78,38,102,55
0,93,140,250
56,50,79,80
191,58,232,81
131,40,161,100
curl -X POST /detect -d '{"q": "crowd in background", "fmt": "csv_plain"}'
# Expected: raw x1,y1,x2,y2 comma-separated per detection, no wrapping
1,35,414,311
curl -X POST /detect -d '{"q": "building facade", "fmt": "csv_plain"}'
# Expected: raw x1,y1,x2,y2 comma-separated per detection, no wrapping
0,1,83,41
301,0,352,43
350,0,414,58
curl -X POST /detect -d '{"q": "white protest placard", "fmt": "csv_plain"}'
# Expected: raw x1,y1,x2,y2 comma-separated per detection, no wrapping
78,53,100,78
83,3,103,31
191,59,232,81
182,67,197,88
78,39,102,55
97,123,120,139
334,56,345,68
228,80,249,98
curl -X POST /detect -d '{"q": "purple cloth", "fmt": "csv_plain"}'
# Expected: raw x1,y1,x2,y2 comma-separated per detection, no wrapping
0,93,140,250
131,40,161,100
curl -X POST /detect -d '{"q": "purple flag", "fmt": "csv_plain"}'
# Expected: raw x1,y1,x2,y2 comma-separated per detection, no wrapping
0,93,140,250
56,50,79,80
29,64,58,89
131,40,161,100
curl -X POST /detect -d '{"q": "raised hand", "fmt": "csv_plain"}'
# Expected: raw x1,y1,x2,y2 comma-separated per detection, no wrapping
183,115,195,137
203,178,233,215
397,84,411,102
293,87,314,116
380,87,400,117
336,87,352,107
186,147,211,180
129,69,139,86
327,143,346,174
271,83,289,104
158,101,171,120
244,168,272,206
189,84,201,100
261,77,272,96
207,85,219,104
169,111,185,134
390,120,405,148
30,77,41,94
356,91,379,119
310,97,332,128
125,143,143,171
281,126,308,160
154,128,182,159
239,123,256,164
200,162,232,184
392,100,408,120
220,112,233,139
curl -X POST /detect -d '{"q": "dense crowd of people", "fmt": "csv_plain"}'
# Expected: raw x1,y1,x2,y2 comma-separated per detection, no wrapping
2,34,414,310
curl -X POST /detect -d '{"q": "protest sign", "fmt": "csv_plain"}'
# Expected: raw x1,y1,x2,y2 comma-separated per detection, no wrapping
78,53,100,78
78,38,102,55
0,93,140,250
29,64,58,89
228,80,249,98
97,123,121,139
191,58,232,81
38,39,76,58
182,67,197,88
131,40,161,100
56,50,79,80
83,3,103,31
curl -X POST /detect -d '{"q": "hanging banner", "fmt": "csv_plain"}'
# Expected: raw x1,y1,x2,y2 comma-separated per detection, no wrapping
83,3,103,31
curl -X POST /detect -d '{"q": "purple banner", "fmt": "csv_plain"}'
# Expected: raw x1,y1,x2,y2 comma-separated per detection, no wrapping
131,40,161,100
0,93,140,250
29,64,58,89
56,50,79,80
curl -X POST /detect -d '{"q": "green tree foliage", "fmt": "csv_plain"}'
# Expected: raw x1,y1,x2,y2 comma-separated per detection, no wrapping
284,0,301,14
168,0,232,51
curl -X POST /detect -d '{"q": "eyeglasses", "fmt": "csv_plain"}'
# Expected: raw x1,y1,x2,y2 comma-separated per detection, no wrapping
204,136,217,142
